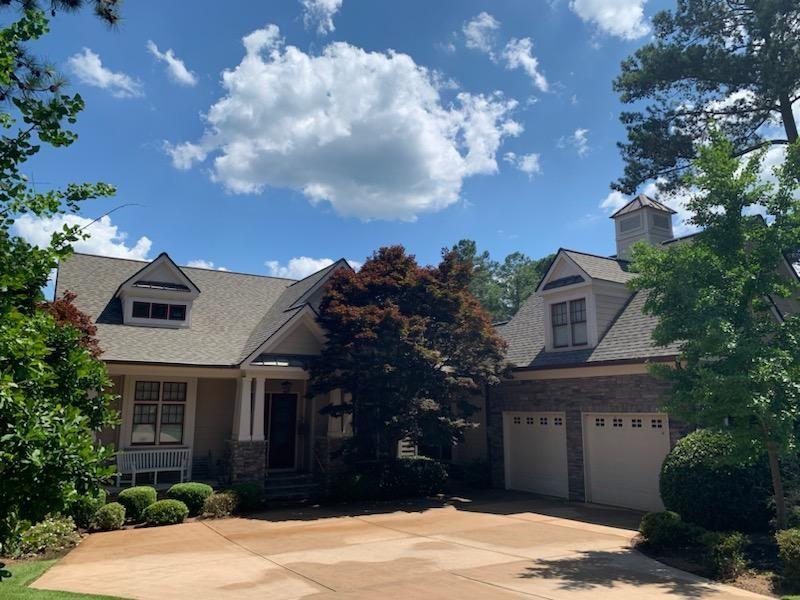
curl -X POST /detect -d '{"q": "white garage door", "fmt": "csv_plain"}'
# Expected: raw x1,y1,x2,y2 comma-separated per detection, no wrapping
584,412,670,512
503,411,568,499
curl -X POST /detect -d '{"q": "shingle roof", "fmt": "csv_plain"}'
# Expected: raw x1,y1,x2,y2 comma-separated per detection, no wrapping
610,194,677,218
499,286,680,370
55,253,314,366
562,250,635,284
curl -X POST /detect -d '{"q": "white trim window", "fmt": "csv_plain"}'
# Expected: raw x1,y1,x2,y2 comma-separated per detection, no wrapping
551,298,588,348
131,381,186,445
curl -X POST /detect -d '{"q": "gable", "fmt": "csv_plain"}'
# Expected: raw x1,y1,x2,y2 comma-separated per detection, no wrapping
271,320,323,355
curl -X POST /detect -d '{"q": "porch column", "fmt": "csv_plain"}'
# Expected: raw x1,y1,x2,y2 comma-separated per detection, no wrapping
233,376,252,441
252,376,266,441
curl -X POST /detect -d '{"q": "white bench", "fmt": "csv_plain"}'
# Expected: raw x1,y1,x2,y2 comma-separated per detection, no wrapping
116,448,190,487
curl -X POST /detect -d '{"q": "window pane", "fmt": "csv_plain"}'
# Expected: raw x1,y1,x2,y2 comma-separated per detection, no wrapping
570,299,586,323
554,324,570,347
168,304,186,321
132,301,150,318
160,404,184,444
134,381,160,401
132,404,157,444
159,424,183,444
132,423,156,444
572,321,588,345
150,303,168,319
551,302,568,326
160,404,184,424
162,382,186,401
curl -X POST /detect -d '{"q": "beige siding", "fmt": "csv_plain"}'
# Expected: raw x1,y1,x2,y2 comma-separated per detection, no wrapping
96,375,123,449
271,322,321,355
193,378,235,476
595,293,630,339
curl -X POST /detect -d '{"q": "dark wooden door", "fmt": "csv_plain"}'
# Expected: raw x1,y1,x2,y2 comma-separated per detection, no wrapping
267,393,297,469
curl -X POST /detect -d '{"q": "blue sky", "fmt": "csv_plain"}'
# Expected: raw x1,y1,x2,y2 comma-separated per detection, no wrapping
16,0,678,280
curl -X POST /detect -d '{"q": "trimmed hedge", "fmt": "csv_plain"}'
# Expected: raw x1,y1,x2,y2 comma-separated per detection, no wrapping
67,489,107,529
777,528,800,588
167,482,213,516
118,486,157,522
203,492,238,518
92,502,126,531
142,499,189,526
231,482,264,512
639,511,693,550
701,531,748,580
334,457,448,501
660,429,772,531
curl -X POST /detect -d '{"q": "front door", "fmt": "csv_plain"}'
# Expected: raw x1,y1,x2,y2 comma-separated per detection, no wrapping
267,393,297,469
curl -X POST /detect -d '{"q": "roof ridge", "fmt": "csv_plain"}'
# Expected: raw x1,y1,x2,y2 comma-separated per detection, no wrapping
561,248,629,264
287,258,345,288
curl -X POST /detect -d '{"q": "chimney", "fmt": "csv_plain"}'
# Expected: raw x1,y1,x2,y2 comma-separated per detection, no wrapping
611,194,676,260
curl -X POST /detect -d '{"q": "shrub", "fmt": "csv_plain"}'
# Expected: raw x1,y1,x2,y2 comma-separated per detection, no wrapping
230,482,264,513
67,489,107,530
639,511,694,550
16,516,80,557
660,429,772,532
167,482,213,517
334,457,448,501
117,486,157,522
203,492,238,518
701,531,749,580
777,528,800,588
142,499,189,526
91,502,126,531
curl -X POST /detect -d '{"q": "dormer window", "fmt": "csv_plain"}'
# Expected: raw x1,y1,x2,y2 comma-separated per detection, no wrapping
552,298,587,348
132,301,187,322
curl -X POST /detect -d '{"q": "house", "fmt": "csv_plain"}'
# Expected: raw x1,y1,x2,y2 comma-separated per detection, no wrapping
55,194,799,510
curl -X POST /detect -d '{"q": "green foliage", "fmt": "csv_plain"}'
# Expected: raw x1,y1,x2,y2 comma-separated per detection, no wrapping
202,492,238,518
311,246,508,460
166,482,213,517
660,430,772,531
15,516,79,558
117,487,156,522
613,0,800,193
230,482,263,513
777,529,800,589
141,500,188,526
630,132,800,528
90,502,125,532
639,511,695,550
334,457,448,501
700,531,749,580
449,239,553,321
0,5,121,550
66,489,106,530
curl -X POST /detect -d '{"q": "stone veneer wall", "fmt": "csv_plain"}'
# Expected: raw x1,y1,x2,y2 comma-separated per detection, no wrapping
487,372,689,502
226,440,267,485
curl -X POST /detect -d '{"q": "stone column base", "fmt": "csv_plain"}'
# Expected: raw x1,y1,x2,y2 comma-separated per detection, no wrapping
226,439,267,486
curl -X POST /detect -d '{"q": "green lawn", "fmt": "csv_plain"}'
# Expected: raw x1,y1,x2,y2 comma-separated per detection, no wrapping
3,560,124,600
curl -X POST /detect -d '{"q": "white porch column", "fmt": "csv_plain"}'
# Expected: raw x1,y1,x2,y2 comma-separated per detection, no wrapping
233,376,252,441
252,376,266,441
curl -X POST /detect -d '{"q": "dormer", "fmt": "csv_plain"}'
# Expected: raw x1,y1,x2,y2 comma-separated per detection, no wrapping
611,194,676,260
536,250,634,352
114,253,200,328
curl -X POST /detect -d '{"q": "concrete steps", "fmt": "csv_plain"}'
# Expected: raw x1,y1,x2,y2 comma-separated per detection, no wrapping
264,472,321,500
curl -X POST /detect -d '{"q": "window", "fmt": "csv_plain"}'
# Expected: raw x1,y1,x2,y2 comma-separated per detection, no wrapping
551,302,569,348
554,417,563,426
539,417,548,425
570,299,587,346
131,381,186,445
652,213,671,230
620,214,641,233
551,298,588,348
130,301,187,322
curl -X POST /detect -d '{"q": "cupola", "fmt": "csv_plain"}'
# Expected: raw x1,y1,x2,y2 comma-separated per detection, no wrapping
611,194,676,260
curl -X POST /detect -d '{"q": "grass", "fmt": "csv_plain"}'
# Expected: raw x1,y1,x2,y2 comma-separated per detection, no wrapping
3,559,124,599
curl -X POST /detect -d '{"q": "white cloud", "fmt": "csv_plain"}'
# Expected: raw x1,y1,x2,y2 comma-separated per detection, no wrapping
503,151,541,177
301,0,343,35
559,127,590,157
14,214,152,259
463,12,501,58
166,25,521,221
265,256,362,279
67,48,143,98
503,38,549,92
146,41,198,86
569,0,650,40
186,259,228,271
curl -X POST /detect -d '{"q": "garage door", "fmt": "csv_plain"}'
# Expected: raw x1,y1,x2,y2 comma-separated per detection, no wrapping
503,411,568,499
584,412,670,512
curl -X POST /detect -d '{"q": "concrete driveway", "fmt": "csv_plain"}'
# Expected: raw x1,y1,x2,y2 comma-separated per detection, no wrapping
33,491,768,600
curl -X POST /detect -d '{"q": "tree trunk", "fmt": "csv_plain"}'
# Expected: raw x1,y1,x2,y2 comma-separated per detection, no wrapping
766,439,788,530
780,93,799,143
